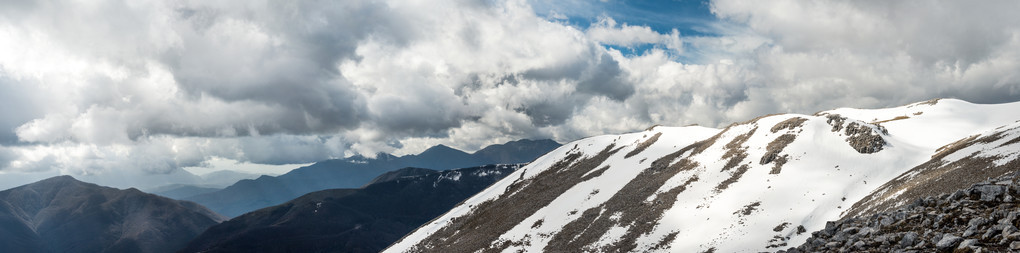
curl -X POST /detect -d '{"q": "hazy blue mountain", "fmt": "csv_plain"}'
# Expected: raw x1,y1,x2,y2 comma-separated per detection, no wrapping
474,139,562,164
196,170,266,188
179,164,521,253
186,139,559,217
148,184,222,200
0,176,225,253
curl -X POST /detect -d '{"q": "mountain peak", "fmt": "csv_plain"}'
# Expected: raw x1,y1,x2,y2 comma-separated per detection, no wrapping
0,175,225,253
23,175,89,190
418,144,470,158
423,143,456,151
473,139,561,164
41,175,78,183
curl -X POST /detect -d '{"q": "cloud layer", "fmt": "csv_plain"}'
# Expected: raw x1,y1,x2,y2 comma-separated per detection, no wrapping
0,0,1018,186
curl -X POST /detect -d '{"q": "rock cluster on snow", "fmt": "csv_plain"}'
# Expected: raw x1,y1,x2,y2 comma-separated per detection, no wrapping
820,113,889,154
784,173,1020,253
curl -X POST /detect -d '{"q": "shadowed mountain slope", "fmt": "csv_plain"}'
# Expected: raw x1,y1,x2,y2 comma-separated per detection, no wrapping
180,164,521,253
0,176,225,253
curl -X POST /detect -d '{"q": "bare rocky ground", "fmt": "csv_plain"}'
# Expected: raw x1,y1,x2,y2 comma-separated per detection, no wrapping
784,172,1020,253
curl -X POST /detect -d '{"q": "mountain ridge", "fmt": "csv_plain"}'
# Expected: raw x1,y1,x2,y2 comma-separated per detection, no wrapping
186,139,560,217
386,99,1020,252
180,164,524,253
785,120,1020,252
0,176,225,253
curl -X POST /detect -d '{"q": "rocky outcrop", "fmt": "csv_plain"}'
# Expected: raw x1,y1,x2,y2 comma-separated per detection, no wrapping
820,113,889,154
785,173,1020,252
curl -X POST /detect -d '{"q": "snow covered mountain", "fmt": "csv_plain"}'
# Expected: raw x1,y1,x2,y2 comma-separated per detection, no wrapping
846,119,1020,218
789,121,1020,252
385,99,1020,252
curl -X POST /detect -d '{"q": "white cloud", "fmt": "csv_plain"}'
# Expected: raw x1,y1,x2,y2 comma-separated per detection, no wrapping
586,17,683,53
0,0,1018,188
705,0,1020,112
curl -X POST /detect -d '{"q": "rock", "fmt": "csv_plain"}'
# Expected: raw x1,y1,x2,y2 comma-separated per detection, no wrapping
852,241,865,250
931,233,944,245
900,231,918,247
914,241,926,248
858,227,876,237
981,228,999,241
788,172,1020,252
842,227,860,235
1001,211,1020,225
957,239,978,249
831,233,848,243
951,191,967,200
963,226,978,237
881,216,895,226
825,242,841,249
974,185,1006,201
824,221,839,235
969,217,989,227
936,235,963,251
872,234,888,244
1005,225,1019,235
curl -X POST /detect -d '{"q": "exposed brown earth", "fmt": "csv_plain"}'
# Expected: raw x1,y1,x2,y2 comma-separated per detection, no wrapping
405,144,622,252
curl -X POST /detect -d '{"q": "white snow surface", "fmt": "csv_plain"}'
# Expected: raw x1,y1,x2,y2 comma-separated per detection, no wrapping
940,122,1020,166
386,99,1020,253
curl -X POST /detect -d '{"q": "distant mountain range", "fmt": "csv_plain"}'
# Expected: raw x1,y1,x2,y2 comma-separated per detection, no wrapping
386,99,1020,252
185,139,560,217
148,184,222,200
180,164,523,253
0,176,225,253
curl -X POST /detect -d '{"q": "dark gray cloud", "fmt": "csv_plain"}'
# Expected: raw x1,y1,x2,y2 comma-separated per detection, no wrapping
156,1,393,136
0,76,43,145
576,53,633,101
515,98,581,127
0,146,15,169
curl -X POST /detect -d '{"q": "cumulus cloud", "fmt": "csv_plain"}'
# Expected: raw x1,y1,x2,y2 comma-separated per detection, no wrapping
708,0,1020,110
586,17,683,53
0,0,1018,187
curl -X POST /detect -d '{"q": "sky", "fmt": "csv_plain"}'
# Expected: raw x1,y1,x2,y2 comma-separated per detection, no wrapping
1,0,1019,189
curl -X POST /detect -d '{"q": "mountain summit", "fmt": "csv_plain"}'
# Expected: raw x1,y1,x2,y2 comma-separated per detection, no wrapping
386,99,1020,252
0,176,225,253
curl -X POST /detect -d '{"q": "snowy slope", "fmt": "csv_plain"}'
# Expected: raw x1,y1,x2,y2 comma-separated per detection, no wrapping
386,99,1020,253
846,119,1020,218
